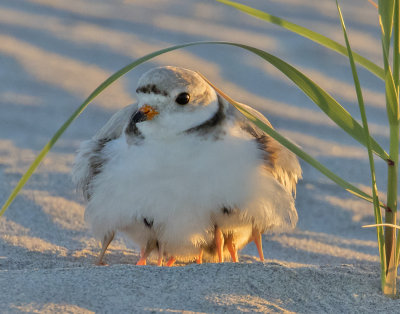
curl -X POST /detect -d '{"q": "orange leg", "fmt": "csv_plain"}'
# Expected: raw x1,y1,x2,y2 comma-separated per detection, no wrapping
136,247,147,266
215,227,224,263
157,242,164,266
137,240,158,266
96,231,115,266
166,257,176,267
252,228,264,262
157,246,163,266
226,234,238,263
196,248,204,264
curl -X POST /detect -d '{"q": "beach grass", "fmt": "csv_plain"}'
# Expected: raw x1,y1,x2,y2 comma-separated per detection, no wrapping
219,0,398,297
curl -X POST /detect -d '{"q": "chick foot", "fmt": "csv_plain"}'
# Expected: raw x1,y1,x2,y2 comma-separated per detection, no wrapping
166,257,176,267
136,240,157,265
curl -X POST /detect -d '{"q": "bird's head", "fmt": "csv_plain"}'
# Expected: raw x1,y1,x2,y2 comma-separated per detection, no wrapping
126,66,225,139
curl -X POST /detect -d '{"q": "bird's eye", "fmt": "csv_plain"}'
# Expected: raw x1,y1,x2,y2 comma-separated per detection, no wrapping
175,92,190,105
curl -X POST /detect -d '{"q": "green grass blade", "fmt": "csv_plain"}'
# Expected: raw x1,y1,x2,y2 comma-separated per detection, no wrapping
216,0,384,80
378,0,399,296
378,0,395,55
381,29,399,124
393,0,399,93
235,112,374,202
336,0,386,290
394,0,400,269
238,105,374,202
225,43,389,161
380,0,400,296
383,56,399,123
200,73,375,203
1,40,388,216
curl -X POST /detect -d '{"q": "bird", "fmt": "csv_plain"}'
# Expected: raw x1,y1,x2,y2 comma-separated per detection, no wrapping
72,66,301,266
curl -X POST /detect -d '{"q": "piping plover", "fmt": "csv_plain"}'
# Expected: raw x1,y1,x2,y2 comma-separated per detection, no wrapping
72,66,301,266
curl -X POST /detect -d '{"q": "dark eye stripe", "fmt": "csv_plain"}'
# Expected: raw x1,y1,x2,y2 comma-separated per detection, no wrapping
136,84,168,96
175,92,190,105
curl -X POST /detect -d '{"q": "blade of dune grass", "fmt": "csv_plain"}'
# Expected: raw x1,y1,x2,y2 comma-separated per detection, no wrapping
1,41,387,216
381,46,398,285
224,43,389,161
381,38,399,124
368,0,379,10
381,40,399,276
216,0,384,80
378,0,395,56
393,0,400,94
379,0,399,297
336,0,386,291
394,0,400,270
199,72,376,204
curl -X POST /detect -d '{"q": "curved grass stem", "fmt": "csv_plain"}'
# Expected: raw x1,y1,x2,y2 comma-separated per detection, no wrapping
336,0,387,292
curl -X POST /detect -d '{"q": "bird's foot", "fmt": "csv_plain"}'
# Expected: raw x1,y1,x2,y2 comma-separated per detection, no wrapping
136,247,148,266
136,258,147,266
166,257,176,267
95,259,109,266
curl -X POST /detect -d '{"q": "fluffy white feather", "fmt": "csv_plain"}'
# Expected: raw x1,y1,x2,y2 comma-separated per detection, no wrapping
85,121,297,259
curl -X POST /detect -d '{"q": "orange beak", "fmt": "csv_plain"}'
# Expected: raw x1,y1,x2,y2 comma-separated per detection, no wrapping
131,104,159,124
139,104,159,121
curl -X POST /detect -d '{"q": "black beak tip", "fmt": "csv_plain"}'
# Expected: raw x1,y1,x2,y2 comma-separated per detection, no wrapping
131,110,147,124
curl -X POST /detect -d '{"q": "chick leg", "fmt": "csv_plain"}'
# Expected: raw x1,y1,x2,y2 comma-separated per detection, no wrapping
196,248,204,264
157,244,164,266
215,226,224,263
136,248,147,266
96,231,115,266
226,234,238,263
136,240,157,266
252,228,264,262
166,257,176,267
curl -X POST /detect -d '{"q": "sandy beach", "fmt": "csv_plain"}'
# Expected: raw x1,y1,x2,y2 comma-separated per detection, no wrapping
1,0,399,312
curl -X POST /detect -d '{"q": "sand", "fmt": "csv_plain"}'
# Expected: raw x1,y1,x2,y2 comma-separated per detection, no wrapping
1,0,399,312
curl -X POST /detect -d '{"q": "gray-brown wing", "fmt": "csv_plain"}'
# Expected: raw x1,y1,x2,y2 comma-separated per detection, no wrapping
234,101,302,196
72,104,138,201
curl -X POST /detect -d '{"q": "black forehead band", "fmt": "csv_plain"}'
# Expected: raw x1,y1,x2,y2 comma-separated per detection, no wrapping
136,84,169,96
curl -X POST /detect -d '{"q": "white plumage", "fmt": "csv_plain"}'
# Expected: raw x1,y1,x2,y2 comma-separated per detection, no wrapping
72,66,301,265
